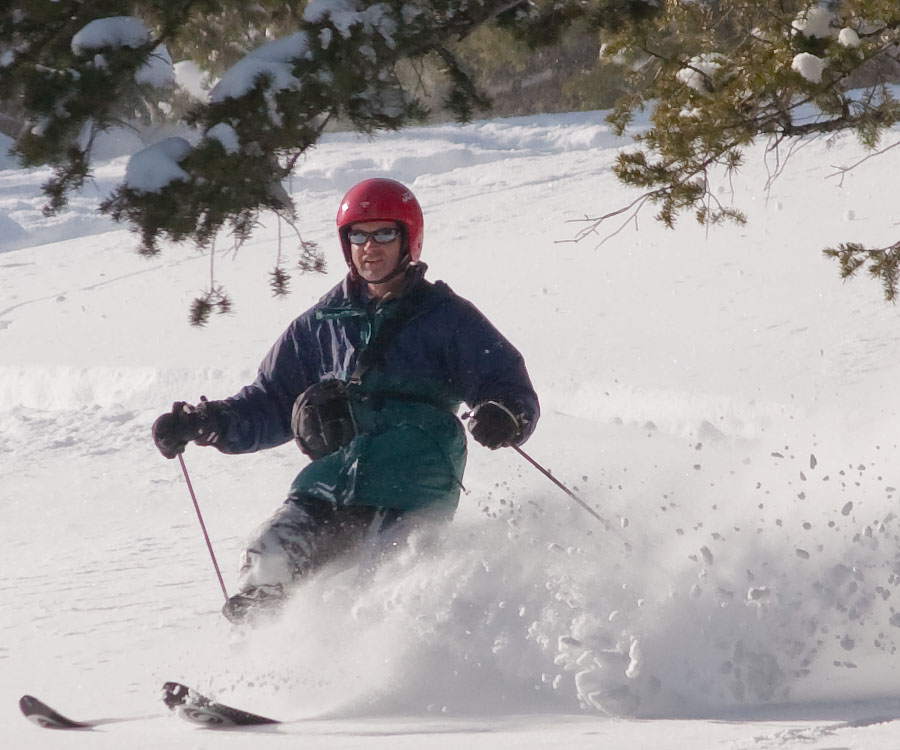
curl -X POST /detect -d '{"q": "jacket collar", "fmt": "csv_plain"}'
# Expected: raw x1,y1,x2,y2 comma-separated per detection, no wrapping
332,262,429,307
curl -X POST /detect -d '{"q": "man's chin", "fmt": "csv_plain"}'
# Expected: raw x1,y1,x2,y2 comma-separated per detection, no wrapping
361,265,387,281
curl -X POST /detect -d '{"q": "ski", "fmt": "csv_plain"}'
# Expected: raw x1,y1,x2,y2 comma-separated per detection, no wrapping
19,692,154,730
21,683,280,731
20,694,159,730
162,681,280,727
19,694,95,730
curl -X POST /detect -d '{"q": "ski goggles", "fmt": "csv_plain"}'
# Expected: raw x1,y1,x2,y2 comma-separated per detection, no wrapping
347,227,401,245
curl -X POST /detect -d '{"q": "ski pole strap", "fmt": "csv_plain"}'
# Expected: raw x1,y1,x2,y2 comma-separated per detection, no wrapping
178,454,229,603
512,445,612,531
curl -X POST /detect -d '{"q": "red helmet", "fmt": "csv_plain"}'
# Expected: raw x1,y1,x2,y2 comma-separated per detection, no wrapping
336,178,424,265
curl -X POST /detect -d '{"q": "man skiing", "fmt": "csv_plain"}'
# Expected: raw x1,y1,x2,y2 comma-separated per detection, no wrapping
152,178,539,622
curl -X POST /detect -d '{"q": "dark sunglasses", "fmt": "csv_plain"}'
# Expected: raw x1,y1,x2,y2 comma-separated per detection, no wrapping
347,227,400,245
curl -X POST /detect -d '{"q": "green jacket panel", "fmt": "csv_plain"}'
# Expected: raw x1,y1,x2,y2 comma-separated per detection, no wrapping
290,399,466,513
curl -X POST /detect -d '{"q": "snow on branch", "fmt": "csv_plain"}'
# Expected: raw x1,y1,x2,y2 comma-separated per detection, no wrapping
97,0,526,257
71,16,153,54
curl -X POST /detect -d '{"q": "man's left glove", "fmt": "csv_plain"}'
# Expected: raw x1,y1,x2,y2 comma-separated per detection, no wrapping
467,401,521,450
152,399,227,459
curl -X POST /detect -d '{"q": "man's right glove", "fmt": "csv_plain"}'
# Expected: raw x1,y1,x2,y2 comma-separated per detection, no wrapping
152,399,227,459
467,401,522,450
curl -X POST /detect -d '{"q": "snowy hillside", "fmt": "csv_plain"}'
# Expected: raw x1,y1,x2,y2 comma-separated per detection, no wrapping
3,110,900,749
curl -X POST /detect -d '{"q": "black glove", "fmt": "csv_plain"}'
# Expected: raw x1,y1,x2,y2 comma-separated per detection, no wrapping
152,399,227,459
467,401,521,450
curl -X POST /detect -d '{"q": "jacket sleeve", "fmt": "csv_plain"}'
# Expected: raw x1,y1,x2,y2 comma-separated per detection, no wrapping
447,299,540,445
216,315,318,454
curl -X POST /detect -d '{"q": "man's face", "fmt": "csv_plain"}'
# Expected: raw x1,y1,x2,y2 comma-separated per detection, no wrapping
348,221,404,286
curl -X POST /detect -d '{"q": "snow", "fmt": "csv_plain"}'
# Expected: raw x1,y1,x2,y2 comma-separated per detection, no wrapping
304,0,359,30
0,209,26,244
792,7,835,40
123,137,192,193
303,1,398,45
3,108,900,749
209,32,310,103
134,44,174,88
206,123,240,154
71,17,152,55
70,18,171,88
792,53,827,84
676,54,724,94
839,28,861,48
173,60,214,102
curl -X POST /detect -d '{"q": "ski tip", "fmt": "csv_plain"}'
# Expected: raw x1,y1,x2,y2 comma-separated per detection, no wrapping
161,681,190,711
19,695,93,730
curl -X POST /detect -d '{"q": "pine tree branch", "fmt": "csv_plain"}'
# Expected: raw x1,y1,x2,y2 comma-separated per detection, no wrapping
826,139,900,187
562,192,659,247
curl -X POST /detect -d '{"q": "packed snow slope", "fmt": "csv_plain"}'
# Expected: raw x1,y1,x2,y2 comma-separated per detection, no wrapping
3,110,900,749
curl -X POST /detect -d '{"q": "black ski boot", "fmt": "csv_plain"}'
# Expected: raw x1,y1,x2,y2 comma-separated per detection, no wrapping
222,583,285,624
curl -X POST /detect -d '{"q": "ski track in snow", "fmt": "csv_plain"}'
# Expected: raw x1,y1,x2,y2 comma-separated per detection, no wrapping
3,111,900,748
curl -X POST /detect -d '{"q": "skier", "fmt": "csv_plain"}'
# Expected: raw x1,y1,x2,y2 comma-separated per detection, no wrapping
152,178,540,621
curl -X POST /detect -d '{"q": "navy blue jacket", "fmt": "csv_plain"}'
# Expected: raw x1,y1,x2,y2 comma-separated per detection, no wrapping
216,264,539,511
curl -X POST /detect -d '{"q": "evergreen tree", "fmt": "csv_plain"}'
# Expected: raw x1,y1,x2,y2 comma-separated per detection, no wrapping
591,0,900,300
3,1,900,320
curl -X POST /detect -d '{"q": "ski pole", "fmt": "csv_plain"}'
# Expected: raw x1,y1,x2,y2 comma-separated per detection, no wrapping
177,454,229,603
511,445,612,531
